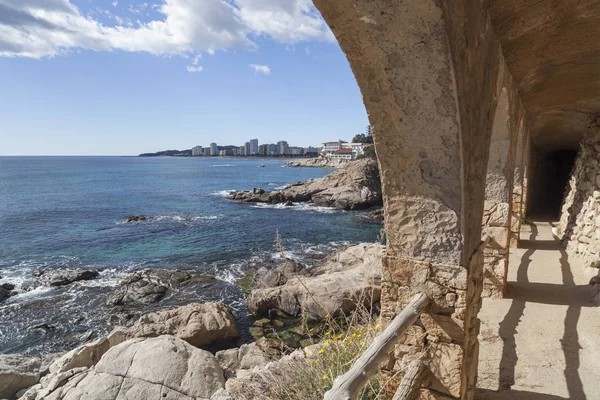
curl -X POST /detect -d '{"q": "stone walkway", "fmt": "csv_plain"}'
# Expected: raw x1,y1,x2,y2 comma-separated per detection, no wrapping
477,221,600,400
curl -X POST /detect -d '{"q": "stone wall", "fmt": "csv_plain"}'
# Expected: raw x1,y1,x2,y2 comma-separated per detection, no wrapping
559,118,600,267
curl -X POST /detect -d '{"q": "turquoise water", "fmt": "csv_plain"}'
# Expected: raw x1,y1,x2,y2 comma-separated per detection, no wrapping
0,157,380,355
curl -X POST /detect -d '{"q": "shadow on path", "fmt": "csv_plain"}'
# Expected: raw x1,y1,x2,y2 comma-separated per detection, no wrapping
496,224,536,390
495,222,587,399
559,248,586,400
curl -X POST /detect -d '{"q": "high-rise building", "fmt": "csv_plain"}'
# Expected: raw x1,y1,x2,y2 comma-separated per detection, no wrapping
192,145,203,156
203,148,211,156
245,142,251,156
258,144,268,156
268,144,277,156
210,143,218,156
250,139,259,155
239,146,245,156
277,140,289,155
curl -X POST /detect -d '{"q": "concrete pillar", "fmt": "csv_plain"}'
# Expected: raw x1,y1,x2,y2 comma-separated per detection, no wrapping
313,1,506,398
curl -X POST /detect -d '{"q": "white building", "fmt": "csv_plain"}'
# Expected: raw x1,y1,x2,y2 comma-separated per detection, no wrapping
250,139,259,155
192,145,203,156
321,140,347,156
239,146,246,156
244,142,251,156
210,142,218,156
329,148,355,160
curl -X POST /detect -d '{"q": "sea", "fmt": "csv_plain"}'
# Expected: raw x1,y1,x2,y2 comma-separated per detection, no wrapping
0,156,381,355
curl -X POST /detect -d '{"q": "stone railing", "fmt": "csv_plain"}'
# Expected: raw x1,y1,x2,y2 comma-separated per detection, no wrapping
323,293,430,400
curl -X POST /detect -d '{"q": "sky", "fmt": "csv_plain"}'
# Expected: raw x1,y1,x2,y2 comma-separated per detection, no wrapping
0,0,368,156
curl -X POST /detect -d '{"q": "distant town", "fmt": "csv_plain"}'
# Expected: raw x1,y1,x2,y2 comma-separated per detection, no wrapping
139,127,375,161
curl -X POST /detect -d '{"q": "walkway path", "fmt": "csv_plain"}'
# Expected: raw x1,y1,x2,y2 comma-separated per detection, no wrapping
477,221,600,399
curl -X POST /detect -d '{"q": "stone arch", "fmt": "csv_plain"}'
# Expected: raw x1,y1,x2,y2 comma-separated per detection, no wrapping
313,1,507,398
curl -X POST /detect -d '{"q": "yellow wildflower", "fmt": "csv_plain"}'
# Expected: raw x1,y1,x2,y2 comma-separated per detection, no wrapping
319,349,325,354
322,375,328,380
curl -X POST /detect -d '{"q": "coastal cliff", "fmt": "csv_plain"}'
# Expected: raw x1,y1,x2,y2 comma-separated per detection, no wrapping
230,158,382,210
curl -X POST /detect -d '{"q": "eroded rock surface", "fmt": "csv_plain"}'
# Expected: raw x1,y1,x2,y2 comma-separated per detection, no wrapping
24,336,225,400
122,302,240,347
248,243,383,319
0,354,41,400
106,269,215,306
230,158,382,210
37,268,100,287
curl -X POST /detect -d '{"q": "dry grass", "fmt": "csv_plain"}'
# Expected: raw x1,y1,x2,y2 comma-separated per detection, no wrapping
244,232,389,400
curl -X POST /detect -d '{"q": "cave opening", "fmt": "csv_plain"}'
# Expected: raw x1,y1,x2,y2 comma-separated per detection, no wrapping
526,148,578,221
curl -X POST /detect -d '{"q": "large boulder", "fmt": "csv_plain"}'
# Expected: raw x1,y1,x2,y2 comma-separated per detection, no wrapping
216,343,270,379
26,336,225,400
37,268,100,287
248,243,383,319
230,158,382,210
121,302,240,347
0,354,41,400
106,269,215,306
48,329,127,375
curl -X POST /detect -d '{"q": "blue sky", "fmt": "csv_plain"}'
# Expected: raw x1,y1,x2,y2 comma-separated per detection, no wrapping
0,0,368,156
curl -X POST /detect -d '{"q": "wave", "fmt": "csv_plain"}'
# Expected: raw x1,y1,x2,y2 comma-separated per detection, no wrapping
116,215,223,224
151,215,222,222
212,164,235,167
210,190,234,197
250,202,340,214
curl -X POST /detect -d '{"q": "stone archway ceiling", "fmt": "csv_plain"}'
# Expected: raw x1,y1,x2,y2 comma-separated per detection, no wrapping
486,0,600,151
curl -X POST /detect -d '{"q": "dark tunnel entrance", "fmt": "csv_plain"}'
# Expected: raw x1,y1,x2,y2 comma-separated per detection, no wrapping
526,148,578,221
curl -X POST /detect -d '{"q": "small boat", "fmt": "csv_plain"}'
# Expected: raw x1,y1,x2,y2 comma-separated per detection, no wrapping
258,164,265,168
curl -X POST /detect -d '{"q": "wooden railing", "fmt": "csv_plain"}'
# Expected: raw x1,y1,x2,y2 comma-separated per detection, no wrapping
325,235,491,400
324,293,430,400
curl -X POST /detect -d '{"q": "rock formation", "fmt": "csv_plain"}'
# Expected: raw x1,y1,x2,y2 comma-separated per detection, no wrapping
0,355,41,400
37,268,100,287
230,158,382,210
284,157,348,168
106,269,215,306
22,336,226,400
248,243,383,319
121,302,240,347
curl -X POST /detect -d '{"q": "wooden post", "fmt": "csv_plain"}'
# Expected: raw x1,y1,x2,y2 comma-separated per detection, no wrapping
392,359,427,400
324,293,430,400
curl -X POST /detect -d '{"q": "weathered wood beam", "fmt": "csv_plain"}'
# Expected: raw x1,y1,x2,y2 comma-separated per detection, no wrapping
392,359,427,400
324,293,430,400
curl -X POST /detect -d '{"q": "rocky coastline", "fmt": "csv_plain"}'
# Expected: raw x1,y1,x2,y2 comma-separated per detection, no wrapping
284,157,348,168
0,244,383,400
229,158,382,211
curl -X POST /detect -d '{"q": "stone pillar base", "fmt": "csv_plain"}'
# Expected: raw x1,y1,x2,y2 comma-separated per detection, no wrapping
381,254,471,399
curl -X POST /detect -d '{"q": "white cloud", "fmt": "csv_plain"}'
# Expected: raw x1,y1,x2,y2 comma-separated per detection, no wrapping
0,0,334,59
249,64,270,75
112,1,118,6
186,65,203,72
